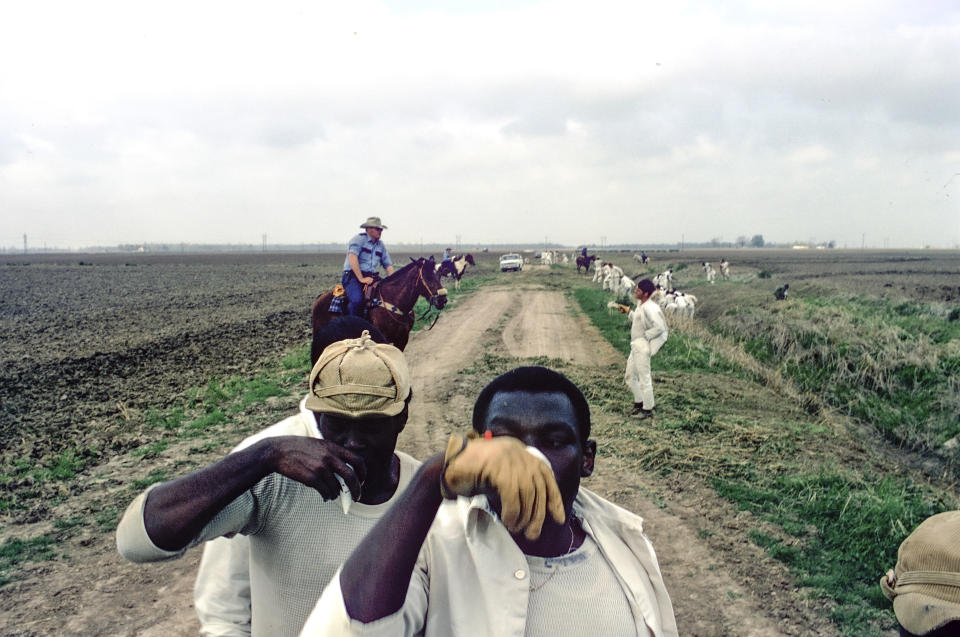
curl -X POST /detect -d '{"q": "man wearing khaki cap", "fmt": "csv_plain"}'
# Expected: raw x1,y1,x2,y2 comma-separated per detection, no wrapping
116,331,420,637
342,217,395,317
881,510,960,636
301,366,677,637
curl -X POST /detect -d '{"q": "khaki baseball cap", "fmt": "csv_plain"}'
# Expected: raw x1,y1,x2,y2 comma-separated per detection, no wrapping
880,510,960,635
360,216,387,229
305,331,410,418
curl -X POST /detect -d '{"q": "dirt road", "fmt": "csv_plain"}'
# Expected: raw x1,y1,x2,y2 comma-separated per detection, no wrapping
2,285,823,636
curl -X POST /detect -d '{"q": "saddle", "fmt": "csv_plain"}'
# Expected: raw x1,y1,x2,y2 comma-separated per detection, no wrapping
328,275,383,315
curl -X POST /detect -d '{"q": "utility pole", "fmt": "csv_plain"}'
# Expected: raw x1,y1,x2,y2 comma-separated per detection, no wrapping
862,233,866,250
262,233,267,252
23,234,27,254
681,234,684,251
456,234,462,251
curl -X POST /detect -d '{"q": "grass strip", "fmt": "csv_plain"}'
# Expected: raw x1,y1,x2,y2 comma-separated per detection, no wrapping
713,294,960,452
570,278,956,637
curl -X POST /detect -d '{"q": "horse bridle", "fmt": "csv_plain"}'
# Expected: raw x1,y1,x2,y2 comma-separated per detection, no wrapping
375,261,447,326
417,264,447,307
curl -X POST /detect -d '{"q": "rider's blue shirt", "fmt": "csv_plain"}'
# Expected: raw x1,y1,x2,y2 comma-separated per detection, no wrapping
343,233,392,273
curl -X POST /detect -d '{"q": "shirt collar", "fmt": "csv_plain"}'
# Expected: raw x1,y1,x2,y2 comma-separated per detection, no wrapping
298,397,322,438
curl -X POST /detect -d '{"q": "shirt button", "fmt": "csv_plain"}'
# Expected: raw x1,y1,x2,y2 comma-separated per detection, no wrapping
514,569,526,580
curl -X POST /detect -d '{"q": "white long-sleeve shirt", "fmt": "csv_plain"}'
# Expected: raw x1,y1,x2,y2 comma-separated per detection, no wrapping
299,489,678,637
628,300,668,352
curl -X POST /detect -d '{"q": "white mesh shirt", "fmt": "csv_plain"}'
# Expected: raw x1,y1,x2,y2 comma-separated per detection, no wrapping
525,534,650,637
118,449,420,637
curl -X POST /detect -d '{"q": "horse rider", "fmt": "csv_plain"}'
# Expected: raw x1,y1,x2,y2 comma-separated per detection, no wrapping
439,247,454,277
581,246,588,258
343,217,395,317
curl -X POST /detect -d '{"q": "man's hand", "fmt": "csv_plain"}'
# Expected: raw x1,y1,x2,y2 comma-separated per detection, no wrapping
359,275,373,285
262,436,366,501
441,433,564,539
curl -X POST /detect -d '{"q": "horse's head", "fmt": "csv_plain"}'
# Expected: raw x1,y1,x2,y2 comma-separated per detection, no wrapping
414,257,448,310
464,254,476,266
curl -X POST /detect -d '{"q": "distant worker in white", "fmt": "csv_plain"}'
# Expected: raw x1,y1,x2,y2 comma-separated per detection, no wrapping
625,279,669,419
657,269,673,291
701,261,716,284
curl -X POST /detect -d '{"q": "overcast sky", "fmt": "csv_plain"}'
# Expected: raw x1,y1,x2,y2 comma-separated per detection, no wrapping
1,0,958,250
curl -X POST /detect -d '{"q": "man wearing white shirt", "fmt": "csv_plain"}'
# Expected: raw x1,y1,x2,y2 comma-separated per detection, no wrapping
625,279,669,419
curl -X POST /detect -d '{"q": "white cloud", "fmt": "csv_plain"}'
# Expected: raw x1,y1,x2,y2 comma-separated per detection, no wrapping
787,144,834,165
1,0,958,249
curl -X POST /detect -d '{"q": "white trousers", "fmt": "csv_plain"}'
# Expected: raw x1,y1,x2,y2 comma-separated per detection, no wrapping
625,338,658,408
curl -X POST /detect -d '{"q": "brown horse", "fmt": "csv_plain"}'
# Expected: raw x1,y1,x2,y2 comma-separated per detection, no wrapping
576,254,597,274
311,257,448,351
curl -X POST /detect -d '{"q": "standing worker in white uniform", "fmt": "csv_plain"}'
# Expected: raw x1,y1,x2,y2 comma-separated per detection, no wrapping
625,279,668,419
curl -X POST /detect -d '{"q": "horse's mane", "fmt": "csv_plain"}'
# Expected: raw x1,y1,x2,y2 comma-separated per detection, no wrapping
382,257,428,283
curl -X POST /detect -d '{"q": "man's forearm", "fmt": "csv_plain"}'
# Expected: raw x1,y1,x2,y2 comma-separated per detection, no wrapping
339,453,444,623
143,443,273,551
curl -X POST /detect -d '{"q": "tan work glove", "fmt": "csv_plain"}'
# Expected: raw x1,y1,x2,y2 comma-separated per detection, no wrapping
441,432,565,539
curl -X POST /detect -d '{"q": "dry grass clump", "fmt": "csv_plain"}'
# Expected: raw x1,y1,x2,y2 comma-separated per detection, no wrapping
712,296,960,454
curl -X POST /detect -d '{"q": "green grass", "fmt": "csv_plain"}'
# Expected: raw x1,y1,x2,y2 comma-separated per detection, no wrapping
131,469,170,490
0,535,57,586
713,294,960,451
237,378,288,409
717,470,949,629
2,448,100,488
569,275,956,636
281,347,310,371
94,506,121,532
145,406,186,430
132,440,169,458
571,285,748,377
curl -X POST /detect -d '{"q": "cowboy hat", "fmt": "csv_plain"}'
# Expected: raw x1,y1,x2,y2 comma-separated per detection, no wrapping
360,216,387,229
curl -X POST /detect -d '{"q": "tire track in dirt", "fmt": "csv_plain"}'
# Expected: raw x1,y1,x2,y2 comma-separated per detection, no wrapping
400,287,619,457
501,289,621,364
